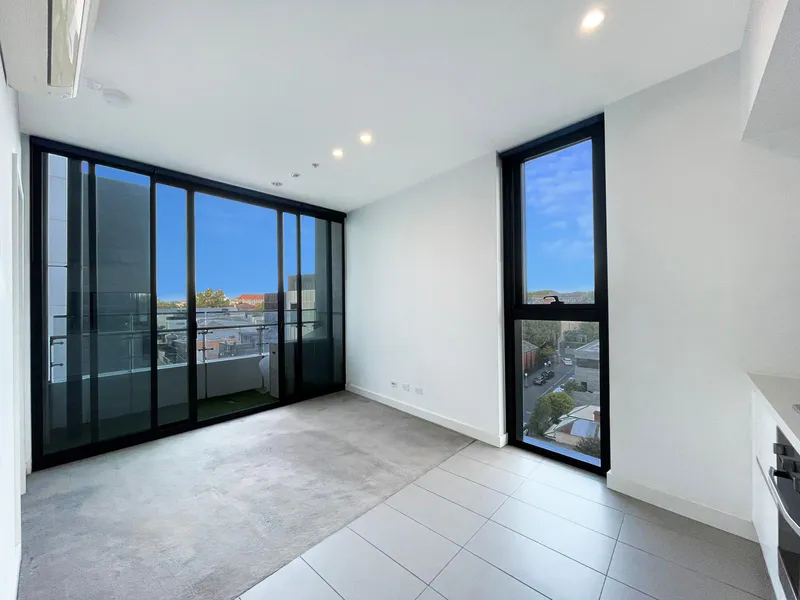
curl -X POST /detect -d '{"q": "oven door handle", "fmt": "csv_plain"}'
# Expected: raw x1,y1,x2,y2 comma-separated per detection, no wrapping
758,455,800,538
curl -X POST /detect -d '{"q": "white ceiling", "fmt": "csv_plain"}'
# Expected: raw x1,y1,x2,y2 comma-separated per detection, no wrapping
19,0,751,212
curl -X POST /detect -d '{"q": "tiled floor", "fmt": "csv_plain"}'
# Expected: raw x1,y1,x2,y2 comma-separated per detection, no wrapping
238,441,772,600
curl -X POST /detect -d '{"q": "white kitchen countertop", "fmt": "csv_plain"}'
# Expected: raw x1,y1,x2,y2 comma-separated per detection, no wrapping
750,373,800,450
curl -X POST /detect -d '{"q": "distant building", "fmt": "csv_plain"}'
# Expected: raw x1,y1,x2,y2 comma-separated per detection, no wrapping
233,293,279,311
521,340,538,372
560,321,582,335
574,339,600,392
287,274,316,310
527,291,594,304
544,404,601,446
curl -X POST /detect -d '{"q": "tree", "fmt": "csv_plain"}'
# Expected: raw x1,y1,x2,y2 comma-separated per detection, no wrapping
196,288,231,308
577,321,600,342
157,300,181,309
536,344,554,366
546,392,575,421
575,436,602,458
521,320,560,354
528,398,553,436
562,379,583,395
527,392,575,436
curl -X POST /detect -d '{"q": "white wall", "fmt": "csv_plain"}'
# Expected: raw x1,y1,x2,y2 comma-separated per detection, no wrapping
345,153,505,445
605,52,800,539
0,77,23,597
740,0,789,133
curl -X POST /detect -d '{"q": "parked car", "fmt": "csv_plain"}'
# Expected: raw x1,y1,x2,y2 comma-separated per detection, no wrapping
532,376,547,386
543,370,555,380
563,357,573,366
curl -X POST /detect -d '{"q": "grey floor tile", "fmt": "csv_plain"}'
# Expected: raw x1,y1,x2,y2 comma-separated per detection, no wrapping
465,521,605,600
439,455,526,495
536,470,756,558
618,515,771,598
492,498,616,573
617,500,762,556
239,557,341,600
418,588,447,600
600,578,655,600
303,528,426,600
530,463,630,511
349,504,459,584
608,543,764,600
386,483,487,545
415,468,507,517
529,464,758,556
432,549,548,600
459,442,541,477
498,444,542,459
513,479,624,538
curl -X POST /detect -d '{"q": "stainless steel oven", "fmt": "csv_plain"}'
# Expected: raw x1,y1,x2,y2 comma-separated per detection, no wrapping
760,429,800,600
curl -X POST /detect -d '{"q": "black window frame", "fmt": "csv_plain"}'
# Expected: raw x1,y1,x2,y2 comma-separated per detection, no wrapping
30,136,347,470
501,115,610,475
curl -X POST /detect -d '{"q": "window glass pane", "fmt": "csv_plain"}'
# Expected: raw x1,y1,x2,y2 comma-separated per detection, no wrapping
283,213,298,397
523,140,594,304
518,320,601,466
95,165,152,441
194,193,280,420
301,216,335,392
156,184,189,425
331,222,344,385
44,154,90,453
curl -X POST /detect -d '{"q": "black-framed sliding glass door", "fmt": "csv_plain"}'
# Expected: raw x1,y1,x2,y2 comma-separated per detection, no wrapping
192,192,282,421
501,116,609,475
31,137,346,470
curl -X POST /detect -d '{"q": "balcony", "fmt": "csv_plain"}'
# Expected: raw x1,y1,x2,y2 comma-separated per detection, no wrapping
44,309,340,453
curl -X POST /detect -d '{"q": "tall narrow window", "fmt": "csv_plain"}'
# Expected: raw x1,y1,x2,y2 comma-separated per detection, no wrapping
502,117,608,474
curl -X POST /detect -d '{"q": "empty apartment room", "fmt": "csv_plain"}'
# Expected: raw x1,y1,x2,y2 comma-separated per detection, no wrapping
2,1,800,599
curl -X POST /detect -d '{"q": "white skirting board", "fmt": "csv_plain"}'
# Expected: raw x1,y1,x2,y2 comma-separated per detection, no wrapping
4,543,21,600
346,384,507,448
607,471,757,542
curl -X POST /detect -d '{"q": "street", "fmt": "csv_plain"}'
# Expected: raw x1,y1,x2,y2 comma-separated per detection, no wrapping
521,361,575,422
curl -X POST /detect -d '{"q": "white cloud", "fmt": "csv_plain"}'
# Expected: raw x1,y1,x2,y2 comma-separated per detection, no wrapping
541,238,594,261
547,220,568,230
576,212,593,239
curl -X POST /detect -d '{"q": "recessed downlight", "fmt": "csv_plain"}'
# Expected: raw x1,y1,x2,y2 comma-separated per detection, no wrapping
581,8,605,31
359,132,373,145
332,148,344,159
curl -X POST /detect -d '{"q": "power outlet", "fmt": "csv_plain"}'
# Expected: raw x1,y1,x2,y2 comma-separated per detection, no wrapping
390,381,398,389
415,386,423,395
402,383,411,392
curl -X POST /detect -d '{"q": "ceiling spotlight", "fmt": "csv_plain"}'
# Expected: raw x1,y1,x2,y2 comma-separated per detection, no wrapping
291,172,301,178
581,8,605,31
332,148,344,159
271,181,283,187
359,132,373,145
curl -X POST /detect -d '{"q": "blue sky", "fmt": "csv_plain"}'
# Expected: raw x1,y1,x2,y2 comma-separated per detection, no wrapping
160,190,317,300
95,167,317,301
100,143,594,301
524,140,595,294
